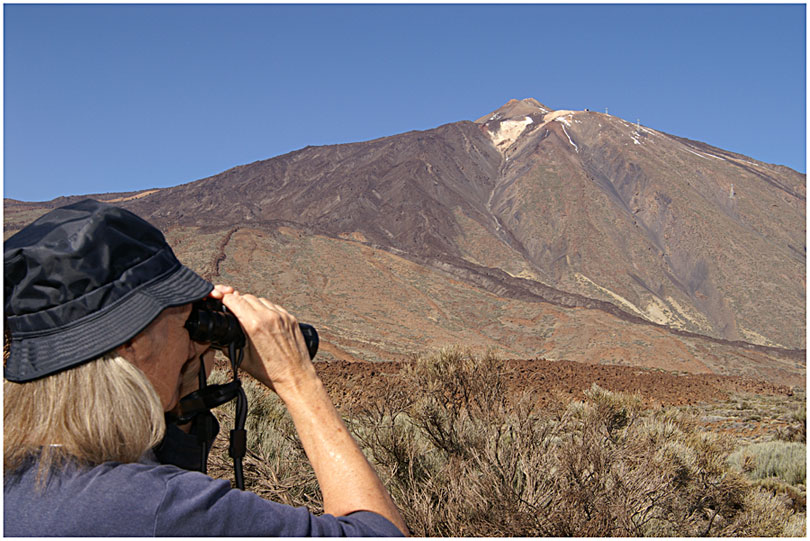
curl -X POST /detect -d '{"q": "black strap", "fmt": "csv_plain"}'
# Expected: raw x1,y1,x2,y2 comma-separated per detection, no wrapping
229,428,247,458
229,342,247,490
168,342,248,489
170,380,243,425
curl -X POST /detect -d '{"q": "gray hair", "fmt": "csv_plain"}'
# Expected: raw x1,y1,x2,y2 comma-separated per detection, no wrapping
4,352,165,480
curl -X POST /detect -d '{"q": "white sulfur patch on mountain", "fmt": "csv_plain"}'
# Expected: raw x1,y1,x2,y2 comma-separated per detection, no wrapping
489,116,534,149
476,98,586,152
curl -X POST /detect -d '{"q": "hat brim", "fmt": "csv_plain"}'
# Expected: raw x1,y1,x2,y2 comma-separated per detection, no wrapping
5,264,212,382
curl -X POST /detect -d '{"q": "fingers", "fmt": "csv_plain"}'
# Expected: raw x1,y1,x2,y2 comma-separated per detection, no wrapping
222,292,297,329
218,291,311,390
208,284,234,300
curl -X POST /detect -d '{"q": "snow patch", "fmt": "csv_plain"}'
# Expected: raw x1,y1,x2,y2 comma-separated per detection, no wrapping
544,109,576,123
685,146,724,160
554,115,572,127
561,124,579,153
484,108,584,154
489,116,534,149
685,148,708,159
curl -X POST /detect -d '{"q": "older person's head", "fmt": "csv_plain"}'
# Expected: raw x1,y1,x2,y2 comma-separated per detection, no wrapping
4,199,212,476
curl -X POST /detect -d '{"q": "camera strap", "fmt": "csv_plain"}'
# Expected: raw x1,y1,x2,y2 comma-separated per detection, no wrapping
169,380,243,424
227,341,248,490
168,342,248,490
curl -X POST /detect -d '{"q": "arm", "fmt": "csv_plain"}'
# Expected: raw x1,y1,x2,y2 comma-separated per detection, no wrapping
220,291,409,536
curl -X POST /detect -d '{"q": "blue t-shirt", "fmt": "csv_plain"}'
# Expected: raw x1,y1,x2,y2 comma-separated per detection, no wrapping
4,421,403,536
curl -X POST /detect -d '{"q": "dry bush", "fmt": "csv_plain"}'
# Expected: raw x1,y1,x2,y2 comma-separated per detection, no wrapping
718,487,806,536
208,370,320,509
779,401,807,443
728,441,806,486
206,351,805,536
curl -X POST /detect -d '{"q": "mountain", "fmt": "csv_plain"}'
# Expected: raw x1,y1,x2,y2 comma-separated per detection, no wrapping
4,99,805,386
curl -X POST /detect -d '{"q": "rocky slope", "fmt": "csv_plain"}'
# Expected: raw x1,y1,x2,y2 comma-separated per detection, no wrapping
4,99,805,386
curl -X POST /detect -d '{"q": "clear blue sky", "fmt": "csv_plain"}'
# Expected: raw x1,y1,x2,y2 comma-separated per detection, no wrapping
4,3,806,202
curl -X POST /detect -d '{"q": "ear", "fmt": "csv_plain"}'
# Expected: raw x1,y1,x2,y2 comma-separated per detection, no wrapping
115,339,136,362
115,334,146,366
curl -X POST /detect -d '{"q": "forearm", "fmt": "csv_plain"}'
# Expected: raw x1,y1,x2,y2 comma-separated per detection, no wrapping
219,290,408,534
276,372,409,536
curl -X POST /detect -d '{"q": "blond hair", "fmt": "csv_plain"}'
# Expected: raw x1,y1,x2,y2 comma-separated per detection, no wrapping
4,352,166,479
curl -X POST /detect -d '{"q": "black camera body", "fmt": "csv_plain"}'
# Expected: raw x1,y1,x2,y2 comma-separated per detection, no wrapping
184,298,319,360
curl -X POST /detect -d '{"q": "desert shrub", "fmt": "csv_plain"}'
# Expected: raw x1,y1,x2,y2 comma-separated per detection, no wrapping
783,402,807,442
751,477,806,514
718,487,806,536
205,351,804,537
208,369,320,509
767,391,806,443
728,441,806,486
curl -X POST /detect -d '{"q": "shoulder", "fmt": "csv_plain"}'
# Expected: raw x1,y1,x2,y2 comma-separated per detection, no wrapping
5,460,403,537
156,473,404,536
4,460,188,536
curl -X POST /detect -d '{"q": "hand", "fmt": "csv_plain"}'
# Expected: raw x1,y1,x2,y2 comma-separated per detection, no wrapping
220,291,315,394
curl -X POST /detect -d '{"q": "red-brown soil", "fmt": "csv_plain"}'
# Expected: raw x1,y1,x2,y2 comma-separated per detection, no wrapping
314,358,794,411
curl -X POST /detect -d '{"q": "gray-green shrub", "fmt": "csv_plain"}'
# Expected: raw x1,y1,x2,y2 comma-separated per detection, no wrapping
207,349,805,536
728,441,806,485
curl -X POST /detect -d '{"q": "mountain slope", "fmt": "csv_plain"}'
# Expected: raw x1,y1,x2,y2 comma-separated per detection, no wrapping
4,98,805,385
476,100,805,349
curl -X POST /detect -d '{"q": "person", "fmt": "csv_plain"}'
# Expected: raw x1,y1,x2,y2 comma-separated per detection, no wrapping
3,199,408,536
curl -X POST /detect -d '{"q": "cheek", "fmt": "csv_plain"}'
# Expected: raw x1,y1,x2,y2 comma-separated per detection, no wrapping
158,365,185,410
160,332,193,405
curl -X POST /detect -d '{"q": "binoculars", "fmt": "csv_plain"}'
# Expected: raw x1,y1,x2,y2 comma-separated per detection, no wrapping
184,298,319,360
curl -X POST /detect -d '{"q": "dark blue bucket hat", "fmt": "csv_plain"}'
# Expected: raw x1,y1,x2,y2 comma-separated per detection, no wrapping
4,199,212,382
